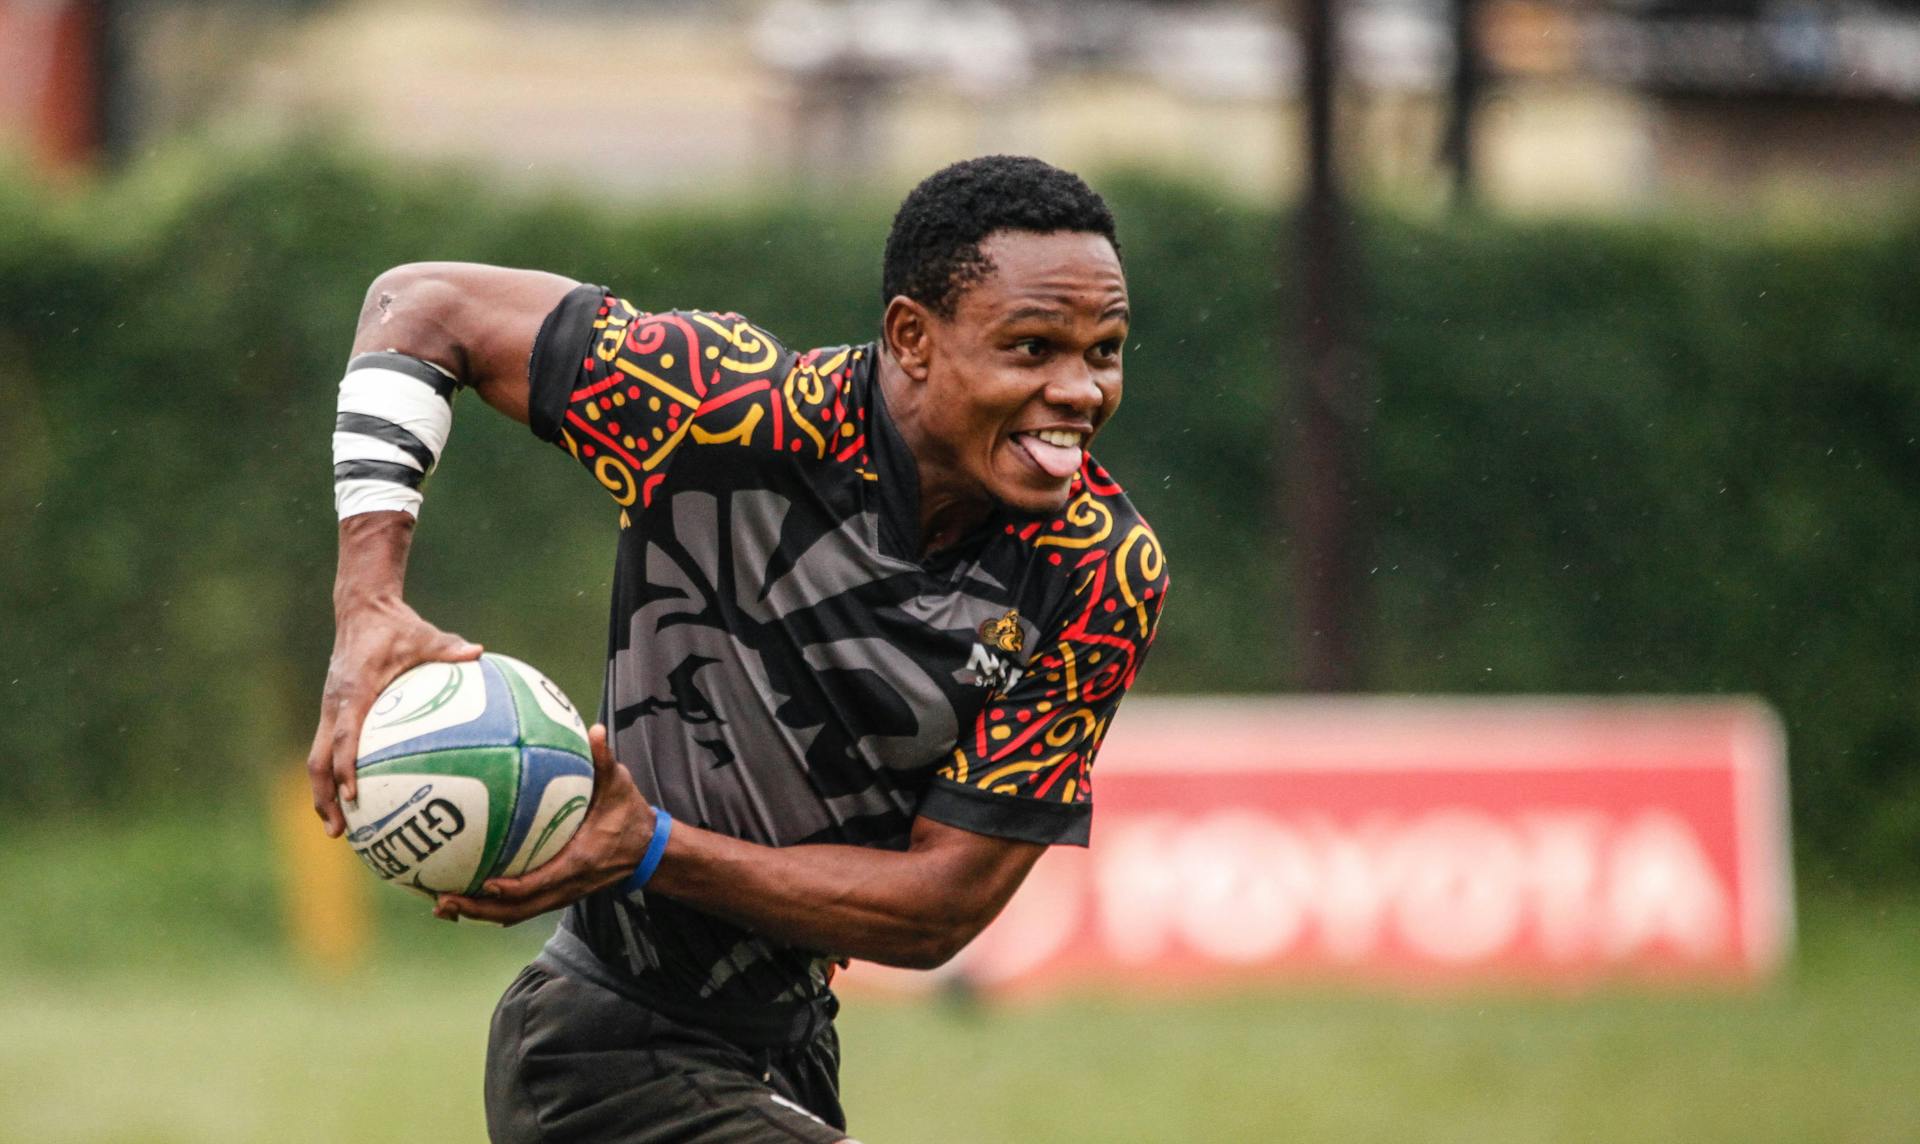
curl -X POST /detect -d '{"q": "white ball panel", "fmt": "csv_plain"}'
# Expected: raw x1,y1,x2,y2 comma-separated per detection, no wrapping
344,772,493,894
358,660,489,758
498,774,594,878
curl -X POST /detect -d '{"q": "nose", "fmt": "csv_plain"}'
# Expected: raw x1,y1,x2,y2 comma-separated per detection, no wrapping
1043,363,1105,416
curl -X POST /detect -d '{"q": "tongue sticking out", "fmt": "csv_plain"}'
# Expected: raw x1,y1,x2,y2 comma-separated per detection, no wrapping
1018,434,1084,480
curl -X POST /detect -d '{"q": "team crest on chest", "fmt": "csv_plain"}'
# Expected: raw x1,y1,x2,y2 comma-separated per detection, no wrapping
978,608,1023,653
966,608,1026,693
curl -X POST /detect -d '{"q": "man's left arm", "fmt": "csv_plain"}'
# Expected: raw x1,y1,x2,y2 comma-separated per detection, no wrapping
437,724,1041,970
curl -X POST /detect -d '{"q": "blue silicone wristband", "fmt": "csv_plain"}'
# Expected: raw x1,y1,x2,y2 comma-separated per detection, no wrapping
622,807,674,894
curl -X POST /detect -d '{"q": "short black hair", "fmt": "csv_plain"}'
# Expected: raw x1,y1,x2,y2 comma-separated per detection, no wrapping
882,155,1119,317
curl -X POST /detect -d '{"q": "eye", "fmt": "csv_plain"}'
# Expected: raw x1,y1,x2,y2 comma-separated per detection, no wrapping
1091,338,1123,362
1012,337,1049,358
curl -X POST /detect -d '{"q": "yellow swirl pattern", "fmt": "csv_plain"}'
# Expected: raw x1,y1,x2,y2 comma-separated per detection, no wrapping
692,312,780,374
1035,493,1113,550
594,455,638,506
1045,708,1097,750
787,362,826,406
1114,523,1165,631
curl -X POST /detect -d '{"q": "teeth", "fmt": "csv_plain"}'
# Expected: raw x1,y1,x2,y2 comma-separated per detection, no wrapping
1031,429,1084,448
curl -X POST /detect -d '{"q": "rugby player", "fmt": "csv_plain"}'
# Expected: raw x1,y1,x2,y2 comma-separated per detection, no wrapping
309,156,1168,1143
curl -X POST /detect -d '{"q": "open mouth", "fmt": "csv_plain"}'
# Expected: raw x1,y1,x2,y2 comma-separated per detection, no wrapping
1012,429,1087,480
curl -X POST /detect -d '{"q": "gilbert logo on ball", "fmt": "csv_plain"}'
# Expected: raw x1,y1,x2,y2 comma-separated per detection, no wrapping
343,654,594,897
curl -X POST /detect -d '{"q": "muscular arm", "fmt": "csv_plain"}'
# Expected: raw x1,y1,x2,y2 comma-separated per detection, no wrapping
652,814,1044,970
349,260,577,422
438,726,1046,970
308,263,578,835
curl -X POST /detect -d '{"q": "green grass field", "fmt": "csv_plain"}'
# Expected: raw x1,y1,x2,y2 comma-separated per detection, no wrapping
4,815,1916,1143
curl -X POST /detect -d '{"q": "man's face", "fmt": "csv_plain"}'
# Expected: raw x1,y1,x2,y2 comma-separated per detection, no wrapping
913,229,1129,517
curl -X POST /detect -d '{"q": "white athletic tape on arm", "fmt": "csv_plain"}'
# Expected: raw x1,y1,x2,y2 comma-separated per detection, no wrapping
334,476,428,519
331,429,429,474
333,354,458,520
336,369,455,456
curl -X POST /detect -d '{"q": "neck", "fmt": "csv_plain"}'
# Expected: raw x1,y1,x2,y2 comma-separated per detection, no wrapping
876,351,994,555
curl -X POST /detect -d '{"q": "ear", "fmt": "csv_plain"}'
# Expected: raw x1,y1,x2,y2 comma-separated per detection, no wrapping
882,296,935,382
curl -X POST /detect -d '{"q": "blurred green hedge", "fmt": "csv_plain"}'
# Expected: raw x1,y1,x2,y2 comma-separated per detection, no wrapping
1,150,1914,886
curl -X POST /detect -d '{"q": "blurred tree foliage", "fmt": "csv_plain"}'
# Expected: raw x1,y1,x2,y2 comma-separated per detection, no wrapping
0,151,1914,885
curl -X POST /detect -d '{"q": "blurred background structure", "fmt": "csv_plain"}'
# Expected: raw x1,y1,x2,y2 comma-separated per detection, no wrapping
8,0,1920,207
3,2,1918,1142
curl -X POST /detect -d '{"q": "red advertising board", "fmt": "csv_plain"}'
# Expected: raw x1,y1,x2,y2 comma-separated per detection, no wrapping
852,698,1793,994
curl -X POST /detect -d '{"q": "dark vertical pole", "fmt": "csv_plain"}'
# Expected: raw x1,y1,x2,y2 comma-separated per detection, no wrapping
1442,0,1481,206
93,0,137,169
1289,0,1365,691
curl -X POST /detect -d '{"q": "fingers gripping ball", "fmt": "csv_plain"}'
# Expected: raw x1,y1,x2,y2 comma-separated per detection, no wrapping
343,654,594,897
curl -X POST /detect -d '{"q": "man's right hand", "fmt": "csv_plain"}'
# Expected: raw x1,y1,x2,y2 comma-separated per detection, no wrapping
307,597,482,837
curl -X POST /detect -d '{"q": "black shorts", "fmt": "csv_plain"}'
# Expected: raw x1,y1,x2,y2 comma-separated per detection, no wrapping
484,963,854,1143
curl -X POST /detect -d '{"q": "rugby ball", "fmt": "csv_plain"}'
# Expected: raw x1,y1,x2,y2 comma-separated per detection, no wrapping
343,653,594,898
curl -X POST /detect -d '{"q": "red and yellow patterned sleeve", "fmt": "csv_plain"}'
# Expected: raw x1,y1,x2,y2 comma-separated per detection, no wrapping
526,286,860,511
921,480,1170,847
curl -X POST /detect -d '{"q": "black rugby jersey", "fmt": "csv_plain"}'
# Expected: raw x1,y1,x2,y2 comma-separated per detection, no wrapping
524,285,1167,1037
